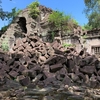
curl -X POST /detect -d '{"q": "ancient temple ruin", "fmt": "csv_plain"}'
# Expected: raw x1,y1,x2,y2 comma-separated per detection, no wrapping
0,5,100,59
0,5,52,50
0,4,100,100
84,29,100,58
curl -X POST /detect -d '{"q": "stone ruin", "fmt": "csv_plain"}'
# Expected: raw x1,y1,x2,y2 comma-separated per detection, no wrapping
0,32,100,99
0,5,53,50
0,5,100,100
0,5,86,53
84,29,100,59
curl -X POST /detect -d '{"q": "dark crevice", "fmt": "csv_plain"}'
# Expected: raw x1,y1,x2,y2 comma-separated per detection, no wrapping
17,17,27,33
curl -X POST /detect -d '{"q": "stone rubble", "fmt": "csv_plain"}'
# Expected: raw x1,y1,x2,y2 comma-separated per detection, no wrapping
0,33,99,99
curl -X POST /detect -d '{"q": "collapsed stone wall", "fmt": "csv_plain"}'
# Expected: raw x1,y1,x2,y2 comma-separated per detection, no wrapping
0,4,88,55
0,33,99,99
0,5,53,50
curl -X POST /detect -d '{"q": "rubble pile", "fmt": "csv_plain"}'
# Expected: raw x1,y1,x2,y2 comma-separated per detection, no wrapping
0,35,99,99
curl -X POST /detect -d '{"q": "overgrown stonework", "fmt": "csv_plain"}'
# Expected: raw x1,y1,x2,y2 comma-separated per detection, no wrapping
0,4,100,100
0,5,53,51
0,4,85,53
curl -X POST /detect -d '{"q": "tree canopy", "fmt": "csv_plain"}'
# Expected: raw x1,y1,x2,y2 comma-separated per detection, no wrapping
49,11,79,32
84,0,100,29
0,0,9,20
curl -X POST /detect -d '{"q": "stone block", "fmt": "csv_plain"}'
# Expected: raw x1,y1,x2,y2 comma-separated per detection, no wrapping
50,63,63,72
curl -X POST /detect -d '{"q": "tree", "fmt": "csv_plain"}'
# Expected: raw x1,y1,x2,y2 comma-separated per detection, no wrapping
49,11,79,33
0,0,22,33
82,24,92,30
49,11,65,29
7,7,22,20
48,11,76,31
84,0,100,29
0,0,16,21
48,10,79,42
0,0,9,20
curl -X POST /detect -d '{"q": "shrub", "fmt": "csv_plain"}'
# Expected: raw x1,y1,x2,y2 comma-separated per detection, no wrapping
28,0,40,19
49,11,79,34
82,26,85,30
82,24,92,30
49,11,72,28
49,11,64,29
7,7,22,20
1,38,9,51
72,19,79,26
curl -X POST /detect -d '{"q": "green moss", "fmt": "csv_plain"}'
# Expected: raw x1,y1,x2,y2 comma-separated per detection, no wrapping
63,43,73,48
1,38,9,51
82,35,87,39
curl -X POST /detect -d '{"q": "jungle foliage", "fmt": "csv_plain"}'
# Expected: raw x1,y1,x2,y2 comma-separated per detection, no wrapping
84,0,100,29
